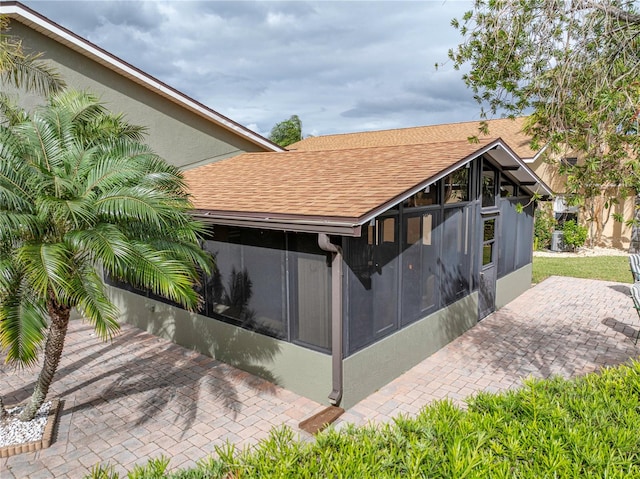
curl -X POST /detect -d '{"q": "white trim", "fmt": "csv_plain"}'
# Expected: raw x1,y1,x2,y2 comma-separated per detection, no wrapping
523,143,549,164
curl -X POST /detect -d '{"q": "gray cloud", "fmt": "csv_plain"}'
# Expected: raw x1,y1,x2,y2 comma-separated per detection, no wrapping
22,0,479,137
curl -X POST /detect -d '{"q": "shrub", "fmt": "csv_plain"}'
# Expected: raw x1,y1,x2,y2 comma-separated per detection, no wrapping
534,206,556,250
562,219,588,250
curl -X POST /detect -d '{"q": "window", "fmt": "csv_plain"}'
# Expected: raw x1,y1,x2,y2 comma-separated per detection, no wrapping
515,203,534,268
381,217,396,243
482,163,497,207
403,184,439,208
289,233,332,351
482,219,496,266
444,167,469,203
203,227,287,338
346,216,399,353
498,199,518,276
440,207,471,305
200,227,332,350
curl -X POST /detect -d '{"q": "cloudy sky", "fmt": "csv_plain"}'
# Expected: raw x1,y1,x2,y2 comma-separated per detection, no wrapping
22,0,479,138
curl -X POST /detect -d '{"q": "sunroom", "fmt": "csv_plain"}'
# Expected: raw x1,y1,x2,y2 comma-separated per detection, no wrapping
108,138,551,408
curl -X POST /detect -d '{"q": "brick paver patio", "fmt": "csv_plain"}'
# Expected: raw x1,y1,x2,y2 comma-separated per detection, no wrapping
2,276,639,477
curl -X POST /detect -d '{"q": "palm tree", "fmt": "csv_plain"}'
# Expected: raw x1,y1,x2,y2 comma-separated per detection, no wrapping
0,90,212,421
1,15,65,96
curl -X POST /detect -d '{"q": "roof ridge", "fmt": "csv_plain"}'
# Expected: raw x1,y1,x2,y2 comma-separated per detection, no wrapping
286,136,499,154
291,116,529,144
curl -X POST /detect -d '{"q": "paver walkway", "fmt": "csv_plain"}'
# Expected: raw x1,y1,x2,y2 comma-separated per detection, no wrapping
2,276,639,478
337,275,640,426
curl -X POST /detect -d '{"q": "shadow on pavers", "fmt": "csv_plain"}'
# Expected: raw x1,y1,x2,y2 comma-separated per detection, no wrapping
4,320,281,440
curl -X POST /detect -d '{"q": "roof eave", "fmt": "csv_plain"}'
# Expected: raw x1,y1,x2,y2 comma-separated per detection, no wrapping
191,211,362,237
522,143,549,164
357,138,552,226
484,140,553,198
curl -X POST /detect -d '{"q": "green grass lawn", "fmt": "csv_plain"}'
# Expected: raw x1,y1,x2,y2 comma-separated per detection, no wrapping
532,255,631,284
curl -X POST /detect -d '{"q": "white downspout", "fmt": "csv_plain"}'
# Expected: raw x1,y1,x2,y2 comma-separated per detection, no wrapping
318,233,343,406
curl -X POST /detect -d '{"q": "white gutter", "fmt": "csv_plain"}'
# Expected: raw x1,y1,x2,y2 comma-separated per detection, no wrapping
523,143,549,164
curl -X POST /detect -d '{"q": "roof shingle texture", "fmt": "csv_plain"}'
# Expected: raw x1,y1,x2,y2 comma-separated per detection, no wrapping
288,117,535,159
184,138,496,221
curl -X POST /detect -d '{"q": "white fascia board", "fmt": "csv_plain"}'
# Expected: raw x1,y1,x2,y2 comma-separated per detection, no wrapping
523,143,549,164
1,3,283,153
357,140,517,226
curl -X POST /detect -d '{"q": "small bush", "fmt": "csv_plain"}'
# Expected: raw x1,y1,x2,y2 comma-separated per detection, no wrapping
562,219,588,250
534,206,556,250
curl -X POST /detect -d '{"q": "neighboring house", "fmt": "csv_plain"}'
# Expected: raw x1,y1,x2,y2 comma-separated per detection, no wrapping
292,118,634,250
0,1,282,170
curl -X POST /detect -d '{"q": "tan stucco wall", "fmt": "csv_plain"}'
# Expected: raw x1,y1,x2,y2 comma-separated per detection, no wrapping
108,286,333,405
599,194,634,250
527,156,567,194
527,155,633,250
7,22,269,169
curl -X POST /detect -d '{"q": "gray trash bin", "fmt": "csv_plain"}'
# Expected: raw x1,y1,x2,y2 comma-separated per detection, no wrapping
550,230,564,252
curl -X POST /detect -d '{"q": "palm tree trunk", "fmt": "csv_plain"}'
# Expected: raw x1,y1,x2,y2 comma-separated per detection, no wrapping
19,297,71,422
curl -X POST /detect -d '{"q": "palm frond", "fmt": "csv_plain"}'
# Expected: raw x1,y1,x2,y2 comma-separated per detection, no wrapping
16,242,74,301
0,89,208,365
0,270,47,367
68,266,119,340
65,223,132,270
0,51,65,96
147,237,213,276
0,254,17,295
0,213,43,243
0,130,35,211
95,185,193,229
83,154,154,195
34,194,96,231
0,92,29,126
82,112,148,145
120,242,202,311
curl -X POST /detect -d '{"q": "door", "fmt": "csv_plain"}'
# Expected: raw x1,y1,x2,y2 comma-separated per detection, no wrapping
478,216,498,320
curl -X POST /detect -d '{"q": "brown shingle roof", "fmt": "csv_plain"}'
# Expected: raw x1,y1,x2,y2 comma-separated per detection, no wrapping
289,117,537,159
184,138,497,222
